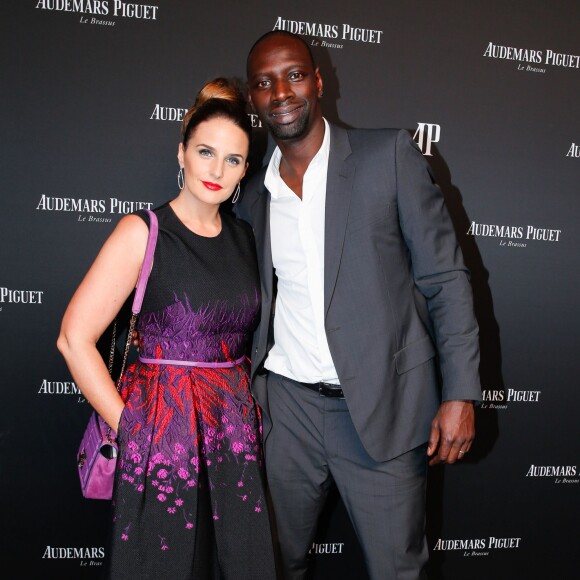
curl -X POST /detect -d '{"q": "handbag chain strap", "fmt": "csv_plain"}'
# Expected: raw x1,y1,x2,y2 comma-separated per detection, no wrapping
108,319,117,378
117,314,138,389
107,209,158,393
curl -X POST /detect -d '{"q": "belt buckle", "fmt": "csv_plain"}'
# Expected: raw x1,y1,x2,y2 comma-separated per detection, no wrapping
318,382,344,399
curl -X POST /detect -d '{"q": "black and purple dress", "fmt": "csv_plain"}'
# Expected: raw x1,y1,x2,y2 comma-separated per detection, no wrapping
106,203,275,579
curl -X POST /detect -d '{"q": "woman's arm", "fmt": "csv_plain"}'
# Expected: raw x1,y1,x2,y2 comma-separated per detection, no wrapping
57,214,149,432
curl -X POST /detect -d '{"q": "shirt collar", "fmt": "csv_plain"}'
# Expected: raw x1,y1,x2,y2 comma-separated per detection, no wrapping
265,118,330,199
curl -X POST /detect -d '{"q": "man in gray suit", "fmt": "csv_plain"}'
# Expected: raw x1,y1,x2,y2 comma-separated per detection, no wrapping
236,30,481,580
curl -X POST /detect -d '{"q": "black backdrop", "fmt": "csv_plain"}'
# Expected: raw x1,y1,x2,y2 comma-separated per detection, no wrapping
1,1,579,578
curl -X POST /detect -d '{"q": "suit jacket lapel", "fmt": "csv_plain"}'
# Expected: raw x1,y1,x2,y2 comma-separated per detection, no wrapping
324,125,354,316
244,173,272,293
247,174,275,377
254,183,273,306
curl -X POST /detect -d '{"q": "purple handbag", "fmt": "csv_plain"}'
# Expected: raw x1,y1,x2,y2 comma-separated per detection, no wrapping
77,412,119,499
77,209,158,500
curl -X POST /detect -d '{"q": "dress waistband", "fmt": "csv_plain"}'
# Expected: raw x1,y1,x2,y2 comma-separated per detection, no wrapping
138,355,246,368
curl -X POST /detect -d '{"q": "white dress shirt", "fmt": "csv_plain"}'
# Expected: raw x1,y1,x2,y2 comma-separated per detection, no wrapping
263,119,339,385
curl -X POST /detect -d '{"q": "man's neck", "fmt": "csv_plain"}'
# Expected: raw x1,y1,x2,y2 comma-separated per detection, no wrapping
276,117,326,199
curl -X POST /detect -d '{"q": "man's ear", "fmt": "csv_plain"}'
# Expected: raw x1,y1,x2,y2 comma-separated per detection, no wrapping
247,86,256,112
315,68,324,98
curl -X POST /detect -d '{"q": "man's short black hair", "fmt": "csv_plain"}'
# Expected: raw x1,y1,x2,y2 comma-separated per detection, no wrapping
246,30,317,76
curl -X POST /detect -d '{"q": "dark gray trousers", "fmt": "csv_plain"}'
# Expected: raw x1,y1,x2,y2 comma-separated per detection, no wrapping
264,372,429,580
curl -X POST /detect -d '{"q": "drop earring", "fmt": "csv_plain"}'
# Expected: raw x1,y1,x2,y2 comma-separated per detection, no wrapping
177,167,184,190
231,182,240,204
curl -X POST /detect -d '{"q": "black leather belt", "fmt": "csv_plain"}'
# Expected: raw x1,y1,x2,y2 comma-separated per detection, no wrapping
299,381,344,398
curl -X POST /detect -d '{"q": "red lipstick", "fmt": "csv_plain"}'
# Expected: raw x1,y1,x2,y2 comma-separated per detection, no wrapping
202,181,223,191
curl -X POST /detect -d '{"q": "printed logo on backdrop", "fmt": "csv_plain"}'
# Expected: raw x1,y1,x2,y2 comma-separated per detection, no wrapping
151,105,188,123
413,123,440,156
43,546,105,569
0,287,44,313
309,542,345,555
566,143,580,158
150,105,263,129
526,464,578,485
467,221,562,249
433,536,522,558
34,1,159,28
36,195,153,224
38,379,86,403
483,42,580,74
480,388,541,410
272,16,383,50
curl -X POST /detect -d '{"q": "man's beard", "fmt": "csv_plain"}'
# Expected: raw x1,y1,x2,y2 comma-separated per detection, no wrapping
263,104,310,141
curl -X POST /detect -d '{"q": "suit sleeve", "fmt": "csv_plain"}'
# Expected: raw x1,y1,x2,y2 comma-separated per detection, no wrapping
395,129,481,402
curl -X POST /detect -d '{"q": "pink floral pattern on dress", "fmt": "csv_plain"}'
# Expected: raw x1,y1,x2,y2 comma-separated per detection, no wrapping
110,295,266,556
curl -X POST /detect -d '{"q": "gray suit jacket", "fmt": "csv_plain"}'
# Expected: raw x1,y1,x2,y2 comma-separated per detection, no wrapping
236,124,481,462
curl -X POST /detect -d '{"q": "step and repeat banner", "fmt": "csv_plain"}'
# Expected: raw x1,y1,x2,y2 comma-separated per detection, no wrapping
1,1,578,578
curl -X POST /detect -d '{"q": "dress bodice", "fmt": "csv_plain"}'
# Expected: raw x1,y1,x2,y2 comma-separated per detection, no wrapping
135,203,261,363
